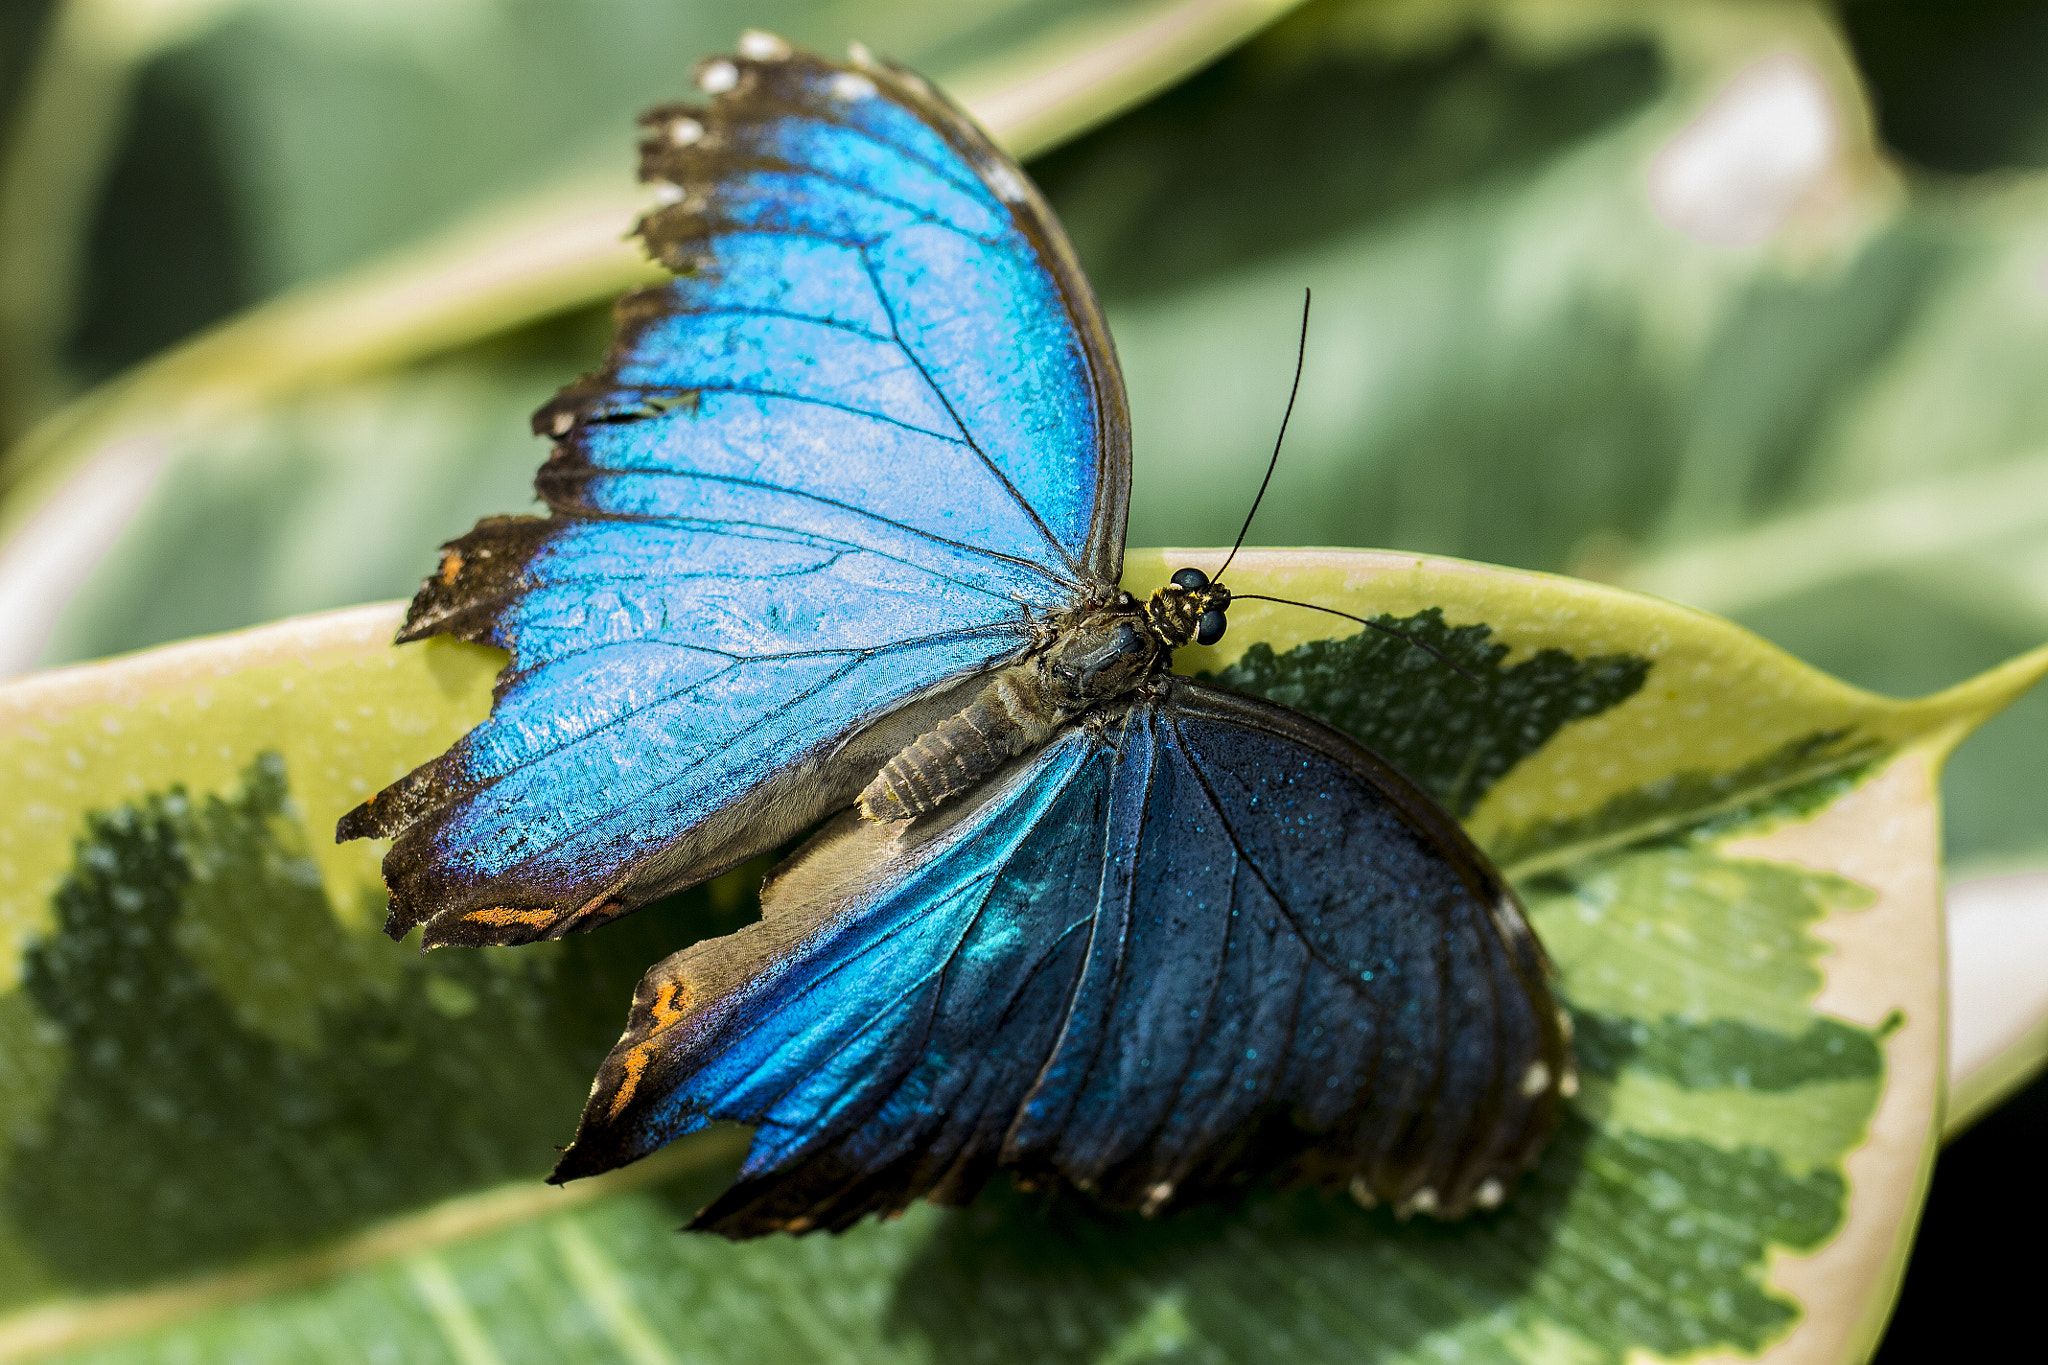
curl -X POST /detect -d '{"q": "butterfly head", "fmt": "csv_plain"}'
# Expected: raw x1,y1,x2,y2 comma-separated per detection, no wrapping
1149,566,1233,649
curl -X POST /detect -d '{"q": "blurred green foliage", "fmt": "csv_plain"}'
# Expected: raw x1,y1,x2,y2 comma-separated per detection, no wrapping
1843,0,2048,174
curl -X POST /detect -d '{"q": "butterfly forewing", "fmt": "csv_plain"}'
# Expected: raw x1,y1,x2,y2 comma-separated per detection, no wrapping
341,47,1130,948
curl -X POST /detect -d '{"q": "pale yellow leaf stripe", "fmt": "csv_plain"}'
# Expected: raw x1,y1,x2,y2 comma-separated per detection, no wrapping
0,0,1312,511
0,1131,745,1363
550,1221,676,1365
407,1254,504,1365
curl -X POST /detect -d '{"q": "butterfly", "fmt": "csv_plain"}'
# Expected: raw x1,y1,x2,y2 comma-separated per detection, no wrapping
339,32,1571,1238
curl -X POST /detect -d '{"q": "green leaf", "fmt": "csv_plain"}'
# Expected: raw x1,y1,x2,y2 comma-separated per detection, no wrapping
1,549,2039,1362
0,0,1308,477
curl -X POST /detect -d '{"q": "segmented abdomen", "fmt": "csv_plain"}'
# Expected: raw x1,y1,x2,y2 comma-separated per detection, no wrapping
860,670,1053,822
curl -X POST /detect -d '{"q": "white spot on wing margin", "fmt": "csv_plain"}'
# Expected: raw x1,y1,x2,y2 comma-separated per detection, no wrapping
982,161,1030,204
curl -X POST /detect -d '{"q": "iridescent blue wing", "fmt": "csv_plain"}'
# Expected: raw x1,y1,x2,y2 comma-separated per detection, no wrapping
555,679,1569,1234
339,44,1129,947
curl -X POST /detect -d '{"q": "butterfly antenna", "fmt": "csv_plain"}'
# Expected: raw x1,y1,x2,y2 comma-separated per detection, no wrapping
1216,288,1311,584
1211,296,1476,689
1227,594,1483,687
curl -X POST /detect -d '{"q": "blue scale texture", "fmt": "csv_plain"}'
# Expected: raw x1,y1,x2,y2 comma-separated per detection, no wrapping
342,43,1566,1237
561,683,1560,1233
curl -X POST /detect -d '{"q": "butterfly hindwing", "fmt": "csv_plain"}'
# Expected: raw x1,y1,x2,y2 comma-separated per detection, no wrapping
556,677,1568,1235
340,47,1130,947
549,729,1112,1226
338,38,1570,1235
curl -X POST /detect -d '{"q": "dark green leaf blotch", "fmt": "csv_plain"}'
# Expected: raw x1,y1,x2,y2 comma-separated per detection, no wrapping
1207,607,1650,816
3,753,746,1289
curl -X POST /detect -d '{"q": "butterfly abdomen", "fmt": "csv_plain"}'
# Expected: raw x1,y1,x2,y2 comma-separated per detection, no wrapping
860,604,1175,822
860,669,1056,821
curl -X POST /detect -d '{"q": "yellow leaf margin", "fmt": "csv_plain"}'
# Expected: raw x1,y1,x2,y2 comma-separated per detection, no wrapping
1,547,2043,1363
1127,547,2048,1365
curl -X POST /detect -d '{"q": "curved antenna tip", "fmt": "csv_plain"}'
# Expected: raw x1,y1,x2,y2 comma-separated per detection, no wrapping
1216,288,1311,584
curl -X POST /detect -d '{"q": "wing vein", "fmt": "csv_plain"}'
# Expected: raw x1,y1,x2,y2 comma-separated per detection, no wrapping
503,621,1022,682
700,156,1008,246
582,381,967,444
1167,713,1375,991
503,539,1032,604
853,244,1075,571
551,464,1074,588
725,107,991,202
648,302,898,345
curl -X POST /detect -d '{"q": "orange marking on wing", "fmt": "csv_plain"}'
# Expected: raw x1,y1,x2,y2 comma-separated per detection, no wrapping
439,549,465,585
609,1047,652,1119
461,905,557,928
648,977,691,1026
605,978,694,1120
563,895,626,931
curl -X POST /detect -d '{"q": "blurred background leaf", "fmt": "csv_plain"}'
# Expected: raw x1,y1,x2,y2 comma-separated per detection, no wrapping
3,0,1287,418
4,0,2048,1358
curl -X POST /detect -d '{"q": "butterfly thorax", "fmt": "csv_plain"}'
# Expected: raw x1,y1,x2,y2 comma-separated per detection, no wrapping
857,577,1230,823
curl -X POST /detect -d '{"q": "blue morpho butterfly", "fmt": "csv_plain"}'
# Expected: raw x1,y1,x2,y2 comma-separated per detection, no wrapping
339,32,1571,1238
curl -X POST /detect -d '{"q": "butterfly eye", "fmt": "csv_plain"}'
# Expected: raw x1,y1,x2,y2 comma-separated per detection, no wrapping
1171,567,1210,592
1196,609,1228,647
1115,624,1149,656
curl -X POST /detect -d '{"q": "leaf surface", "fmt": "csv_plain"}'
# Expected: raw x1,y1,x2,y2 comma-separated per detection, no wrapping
1,548,2039,1363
